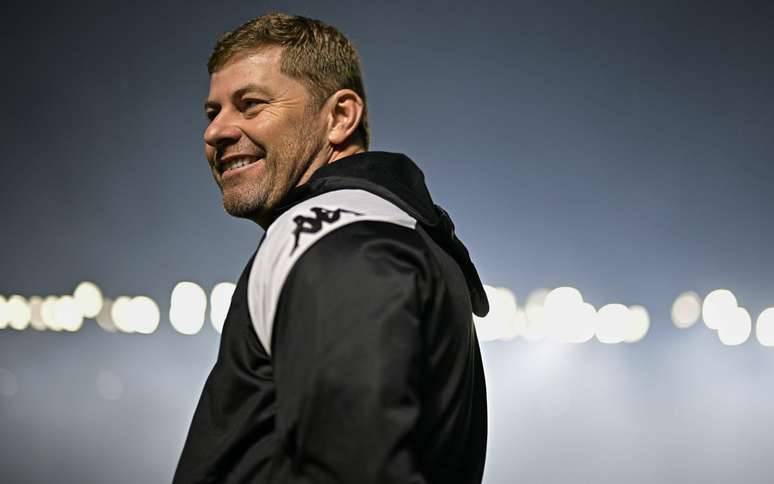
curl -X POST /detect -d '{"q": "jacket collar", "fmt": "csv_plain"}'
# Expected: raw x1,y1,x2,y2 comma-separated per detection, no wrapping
270,151,489,317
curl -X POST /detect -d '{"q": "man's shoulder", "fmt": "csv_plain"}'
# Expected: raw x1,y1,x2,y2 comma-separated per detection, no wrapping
248,188,426,355
268,188,417,257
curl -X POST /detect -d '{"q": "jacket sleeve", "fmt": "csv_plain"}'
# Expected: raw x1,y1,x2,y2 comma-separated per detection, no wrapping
266,221,434,484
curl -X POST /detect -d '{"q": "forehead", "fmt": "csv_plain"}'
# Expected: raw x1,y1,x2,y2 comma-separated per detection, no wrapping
209,46,293,96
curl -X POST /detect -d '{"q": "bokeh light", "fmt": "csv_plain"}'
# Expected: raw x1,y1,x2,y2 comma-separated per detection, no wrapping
596,304,629,344
131,296,161,334
756,308,774,347
41,296,61,331
510,309,529,340
523,288,550,342
544,287,594,343
494,287,522,341
0,282,715,347
525,289,549,326
625,305,650,343
7,295,31,331
169,282,207,335
73,281,104,319
575,303,598,344
112,296,135,333
210,282,237,333
672,291,702,329
702,289,738,330
474,285,520,342
28,296,46,331
717,307,752,346
55,295,84,332
95,298,117,333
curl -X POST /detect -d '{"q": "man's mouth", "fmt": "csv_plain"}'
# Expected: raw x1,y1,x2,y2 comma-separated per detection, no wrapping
219,156,260,175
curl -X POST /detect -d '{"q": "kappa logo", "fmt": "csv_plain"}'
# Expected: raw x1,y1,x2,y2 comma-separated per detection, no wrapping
291,207,362,254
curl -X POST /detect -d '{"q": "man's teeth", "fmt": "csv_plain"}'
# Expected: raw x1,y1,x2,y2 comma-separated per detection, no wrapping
222,158,257,173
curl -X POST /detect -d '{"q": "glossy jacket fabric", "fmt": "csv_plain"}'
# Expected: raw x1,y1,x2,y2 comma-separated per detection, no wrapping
173,151,489,484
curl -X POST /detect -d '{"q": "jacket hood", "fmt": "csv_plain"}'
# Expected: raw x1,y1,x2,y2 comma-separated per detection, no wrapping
271,151,489,317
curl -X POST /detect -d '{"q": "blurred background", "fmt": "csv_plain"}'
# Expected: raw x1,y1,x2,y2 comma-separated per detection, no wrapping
1,1,773,482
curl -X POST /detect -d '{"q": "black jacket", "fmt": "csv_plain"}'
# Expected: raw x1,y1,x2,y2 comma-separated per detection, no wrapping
173,151,489,484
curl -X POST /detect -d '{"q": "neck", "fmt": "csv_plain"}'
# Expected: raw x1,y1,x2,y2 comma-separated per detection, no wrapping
328,143,366,165
297,142,365,187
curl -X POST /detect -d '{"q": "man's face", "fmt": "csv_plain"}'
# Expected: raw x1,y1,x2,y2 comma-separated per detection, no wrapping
204,46,327,222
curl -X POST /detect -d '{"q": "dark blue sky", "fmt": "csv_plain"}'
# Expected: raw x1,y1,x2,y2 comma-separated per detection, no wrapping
1,1,773,482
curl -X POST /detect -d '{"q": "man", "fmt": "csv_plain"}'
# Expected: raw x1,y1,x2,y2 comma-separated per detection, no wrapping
173,12,489,484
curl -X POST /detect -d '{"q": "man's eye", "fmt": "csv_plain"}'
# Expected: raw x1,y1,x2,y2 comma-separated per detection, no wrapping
243,99,266,109
205,111,217,122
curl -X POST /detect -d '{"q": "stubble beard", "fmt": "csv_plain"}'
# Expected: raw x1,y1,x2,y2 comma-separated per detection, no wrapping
220,118,325,223
221,174,269,220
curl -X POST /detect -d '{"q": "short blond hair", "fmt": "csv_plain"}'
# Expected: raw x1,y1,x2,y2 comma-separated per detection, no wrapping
208,12,370,149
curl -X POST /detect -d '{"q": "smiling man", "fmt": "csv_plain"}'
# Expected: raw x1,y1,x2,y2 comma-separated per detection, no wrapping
173,13,490,484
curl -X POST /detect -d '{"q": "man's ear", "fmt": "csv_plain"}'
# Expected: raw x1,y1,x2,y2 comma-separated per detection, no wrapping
326,89,365,146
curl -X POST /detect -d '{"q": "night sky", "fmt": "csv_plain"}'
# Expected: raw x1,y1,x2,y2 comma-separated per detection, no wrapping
1,1,773,483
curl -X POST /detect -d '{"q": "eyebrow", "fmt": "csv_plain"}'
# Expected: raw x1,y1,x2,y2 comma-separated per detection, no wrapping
204,83,272,111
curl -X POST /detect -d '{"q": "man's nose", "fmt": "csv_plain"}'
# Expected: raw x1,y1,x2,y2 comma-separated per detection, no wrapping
204,116,242,147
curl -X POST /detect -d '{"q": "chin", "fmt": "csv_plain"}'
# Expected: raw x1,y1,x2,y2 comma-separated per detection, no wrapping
222,192,268,220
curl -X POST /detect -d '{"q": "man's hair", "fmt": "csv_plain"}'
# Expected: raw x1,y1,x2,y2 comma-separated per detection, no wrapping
208,12,370,149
